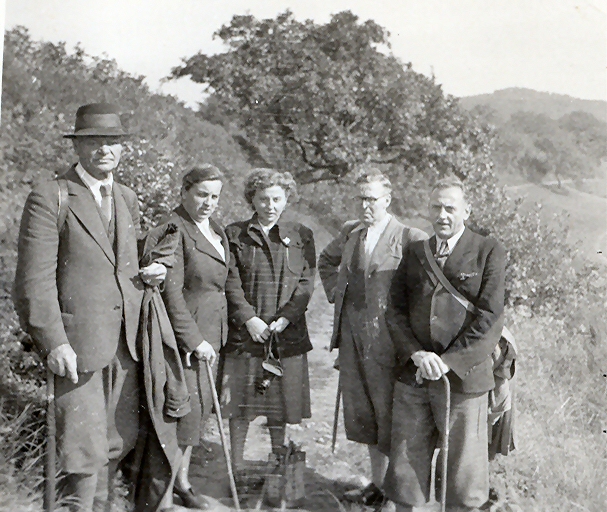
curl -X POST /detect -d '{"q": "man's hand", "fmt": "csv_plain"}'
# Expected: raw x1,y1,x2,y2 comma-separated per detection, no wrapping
269,317,290,333
140,262,167,286
47,344,78,383
245,317,270,343
411,350,450,381
193,340,217,366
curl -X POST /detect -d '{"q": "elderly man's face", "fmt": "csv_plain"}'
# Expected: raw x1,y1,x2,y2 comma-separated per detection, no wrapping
429,186,470,239
73,137,123,180
357,181,391,227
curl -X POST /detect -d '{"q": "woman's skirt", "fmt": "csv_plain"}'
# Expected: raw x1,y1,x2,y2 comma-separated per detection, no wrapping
221,351,311,423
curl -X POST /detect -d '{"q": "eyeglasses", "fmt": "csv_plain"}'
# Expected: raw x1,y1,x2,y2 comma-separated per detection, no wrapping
357,194,388,205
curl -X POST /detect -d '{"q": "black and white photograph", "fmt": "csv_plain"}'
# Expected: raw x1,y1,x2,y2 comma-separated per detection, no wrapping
1,1,605,511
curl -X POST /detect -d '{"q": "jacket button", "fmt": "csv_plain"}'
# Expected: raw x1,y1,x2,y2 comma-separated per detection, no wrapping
113,305,121,310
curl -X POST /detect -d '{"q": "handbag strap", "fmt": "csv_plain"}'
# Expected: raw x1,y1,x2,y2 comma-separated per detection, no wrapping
264,330,280,359
422,238,479,315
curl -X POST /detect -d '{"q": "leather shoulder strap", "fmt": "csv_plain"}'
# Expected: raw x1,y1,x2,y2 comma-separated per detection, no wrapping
422,238,478,315
57,179,69,231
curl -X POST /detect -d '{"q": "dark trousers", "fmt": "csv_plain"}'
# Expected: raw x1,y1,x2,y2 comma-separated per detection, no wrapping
55,338,139,511
384,381,489,511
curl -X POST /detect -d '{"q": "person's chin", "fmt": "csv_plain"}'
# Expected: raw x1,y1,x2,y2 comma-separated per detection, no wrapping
434,226,451,238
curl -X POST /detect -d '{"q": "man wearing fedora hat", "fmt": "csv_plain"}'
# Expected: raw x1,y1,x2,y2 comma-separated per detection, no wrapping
14,103,166,511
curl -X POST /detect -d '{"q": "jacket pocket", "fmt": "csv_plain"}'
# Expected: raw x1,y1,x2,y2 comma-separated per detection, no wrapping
285,245,305,275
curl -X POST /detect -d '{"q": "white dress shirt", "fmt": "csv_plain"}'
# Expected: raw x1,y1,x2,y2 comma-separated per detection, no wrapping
438,225,466,254
194,218,225,261
364,213,392,260
75,163,113,208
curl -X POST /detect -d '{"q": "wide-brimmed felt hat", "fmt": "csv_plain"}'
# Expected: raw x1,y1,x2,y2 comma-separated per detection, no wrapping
63,103,130,138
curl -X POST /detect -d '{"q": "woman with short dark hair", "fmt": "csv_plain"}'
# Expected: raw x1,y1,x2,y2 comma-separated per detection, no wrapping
160,163,229,509
222,168,316,477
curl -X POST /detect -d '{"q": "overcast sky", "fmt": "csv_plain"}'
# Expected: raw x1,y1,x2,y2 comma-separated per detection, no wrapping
3,0,606,107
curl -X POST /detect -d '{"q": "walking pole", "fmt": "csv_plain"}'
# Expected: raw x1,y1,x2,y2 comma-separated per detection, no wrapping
440,374,451,512
45,368,56,512
331,381,341,454
205,359,241,511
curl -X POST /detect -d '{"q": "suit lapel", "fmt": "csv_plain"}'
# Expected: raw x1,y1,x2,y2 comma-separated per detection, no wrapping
343,222,365,271
65,168,116,265
442,228,474,279
367,216,400,274
210,217,230,267
176,206,227,265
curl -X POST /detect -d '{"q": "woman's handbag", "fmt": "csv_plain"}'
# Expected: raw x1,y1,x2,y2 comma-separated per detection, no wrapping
256,331,284,395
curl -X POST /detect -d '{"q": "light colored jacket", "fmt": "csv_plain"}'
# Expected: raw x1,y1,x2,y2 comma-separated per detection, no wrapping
318,216,427,366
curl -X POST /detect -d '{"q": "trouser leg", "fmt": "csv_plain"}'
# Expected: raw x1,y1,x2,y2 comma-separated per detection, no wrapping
62,473,97,512
339,308,380,446
429,385,489,510
55,337,139,511
368,444,388,488
384,383,437,507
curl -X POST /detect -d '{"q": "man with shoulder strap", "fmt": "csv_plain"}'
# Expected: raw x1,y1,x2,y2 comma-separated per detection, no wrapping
318,169,427,507
13,103,166,512
383,176,506,512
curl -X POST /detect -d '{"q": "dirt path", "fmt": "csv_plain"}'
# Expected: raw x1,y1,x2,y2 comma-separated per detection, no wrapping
188,215,371,511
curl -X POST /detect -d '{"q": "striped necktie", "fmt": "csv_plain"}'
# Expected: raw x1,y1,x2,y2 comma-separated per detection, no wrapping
100,184,112,230
435,239,449,269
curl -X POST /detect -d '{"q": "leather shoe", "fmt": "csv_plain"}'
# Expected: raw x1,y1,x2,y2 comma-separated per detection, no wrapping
343,482,385,507
174,487,210,510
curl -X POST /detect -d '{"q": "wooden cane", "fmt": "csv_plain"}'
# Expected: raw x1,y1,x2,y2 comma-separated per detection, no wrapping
440,374,451,512
205,359,241,511
45,368,56,512
331,382,341,454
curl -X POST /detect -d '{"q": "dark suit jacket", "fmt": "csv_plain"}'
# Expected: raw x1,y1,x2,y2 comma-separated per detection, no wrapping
387,228,506,394
318,216,427,366
13,166,143,372
160,206,229,354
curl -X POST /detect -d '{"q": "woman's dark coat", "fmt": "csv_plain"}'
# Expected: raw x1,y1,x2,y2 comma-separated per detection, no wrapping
224,216,316,358
162,205,229,355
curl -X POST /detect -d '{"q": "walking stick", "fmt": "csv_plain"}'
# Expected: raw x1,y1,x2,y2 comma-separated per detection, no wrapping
331,381,341,454
204,359,241,511
45,368,56,512
439,374,451,512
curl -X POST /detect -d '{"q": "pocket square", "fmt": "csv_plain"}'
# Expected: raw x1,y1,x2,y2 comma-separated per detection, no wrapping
458,271,478,280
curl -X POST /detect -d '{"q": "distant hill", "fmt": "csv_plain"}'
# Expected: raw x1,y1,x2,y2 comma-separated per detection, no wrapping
459,87,607,123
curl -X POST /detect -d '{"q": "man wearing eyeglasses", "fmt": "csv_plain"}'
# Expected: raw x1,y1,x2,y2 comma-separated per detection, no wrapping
319,169,427,507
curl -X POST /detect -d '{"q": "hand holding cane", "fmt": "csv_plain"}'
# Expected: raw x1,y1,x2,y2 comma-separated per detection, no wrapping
45,368,56,512
204,359,241,511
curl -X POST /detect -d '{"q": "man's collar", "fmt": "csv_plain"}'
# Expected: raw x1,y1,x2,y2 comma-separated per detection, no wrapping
247,214,294,243
75,162,113,190
437,225,466,252
367,213,392,233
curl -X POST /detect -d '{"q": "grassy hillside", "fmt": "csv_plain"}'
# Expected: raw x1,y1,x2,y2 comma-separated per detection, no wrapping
459,87,607,123
458,89,607,187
